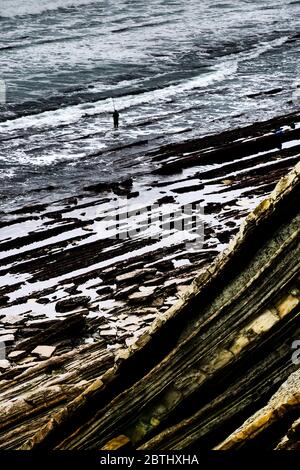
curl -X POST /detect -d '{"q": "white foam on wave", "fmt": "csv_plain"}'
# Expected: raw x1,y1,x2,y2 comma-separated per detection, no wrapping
0,167,15,178
233,35,289,62
0,0,97,18
0,146,92,165
0,35,290,137
0,60,238,133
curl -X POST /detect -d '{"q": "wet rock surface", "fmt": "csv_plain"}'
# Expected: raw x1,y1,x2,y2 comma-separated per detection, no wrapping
0,157,298,450
0,111,299,382
55,296,91,313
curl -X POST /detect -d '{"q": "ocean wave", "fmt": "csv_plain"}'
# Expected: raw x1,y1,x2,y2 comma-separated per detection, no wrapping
0,34,290,135
0,0,99,18
0,34,88,51
111,19,174,34
0,62,238,133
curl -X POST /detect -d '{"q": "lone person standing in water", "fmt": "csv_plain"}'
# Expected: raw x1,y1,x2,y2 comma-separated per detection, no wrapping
113,109,119,129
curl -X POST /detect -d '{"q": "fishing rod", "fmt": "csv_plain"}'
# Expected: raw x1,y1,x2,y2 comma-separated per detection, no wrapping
111,97,116,111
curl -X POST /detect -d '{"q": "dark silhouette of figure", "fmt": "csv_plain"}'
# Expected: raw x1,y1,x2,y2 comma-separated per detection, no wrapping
113,109,119,129
274,127,284,150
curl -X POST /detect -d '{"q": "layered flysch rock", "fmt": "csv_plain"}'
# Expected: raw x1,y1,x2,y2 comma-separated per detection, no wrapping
0,160,298,450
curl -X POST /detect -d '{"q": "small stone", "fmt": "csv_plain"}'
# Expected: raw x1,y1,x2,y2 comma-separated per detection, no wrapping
152,260,174,272
116,268,156,285
157,195,176,204
124,325,140,332
32,345,56,359
64,285,80,295
82,226,94,232
127,191,139,199
0,360,10,371
36,297,51,304
152,297,164,307
84,338,95,344
201,349,233,374
177,285,188,295
8,350,26,361
99,330,117,337
229,335,250,356
26,312,47,319
128,288,156,305
139,286,157,294
55,296,91,313
96,286,114,296
165,297,177,306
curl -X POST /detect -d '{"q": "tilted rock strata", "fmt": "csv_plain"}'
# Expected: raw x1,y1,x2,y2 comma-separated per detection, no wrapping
17,161,300,450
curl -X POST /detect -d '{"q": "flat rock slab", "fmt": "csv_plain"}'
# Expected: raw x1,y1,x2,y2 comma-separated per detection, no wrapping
32,345,57,359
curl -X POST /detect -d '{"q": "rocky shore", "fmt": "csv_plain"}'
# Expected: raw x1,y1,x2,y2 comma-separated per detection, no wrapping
0,111,299,370
0,111,299,448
